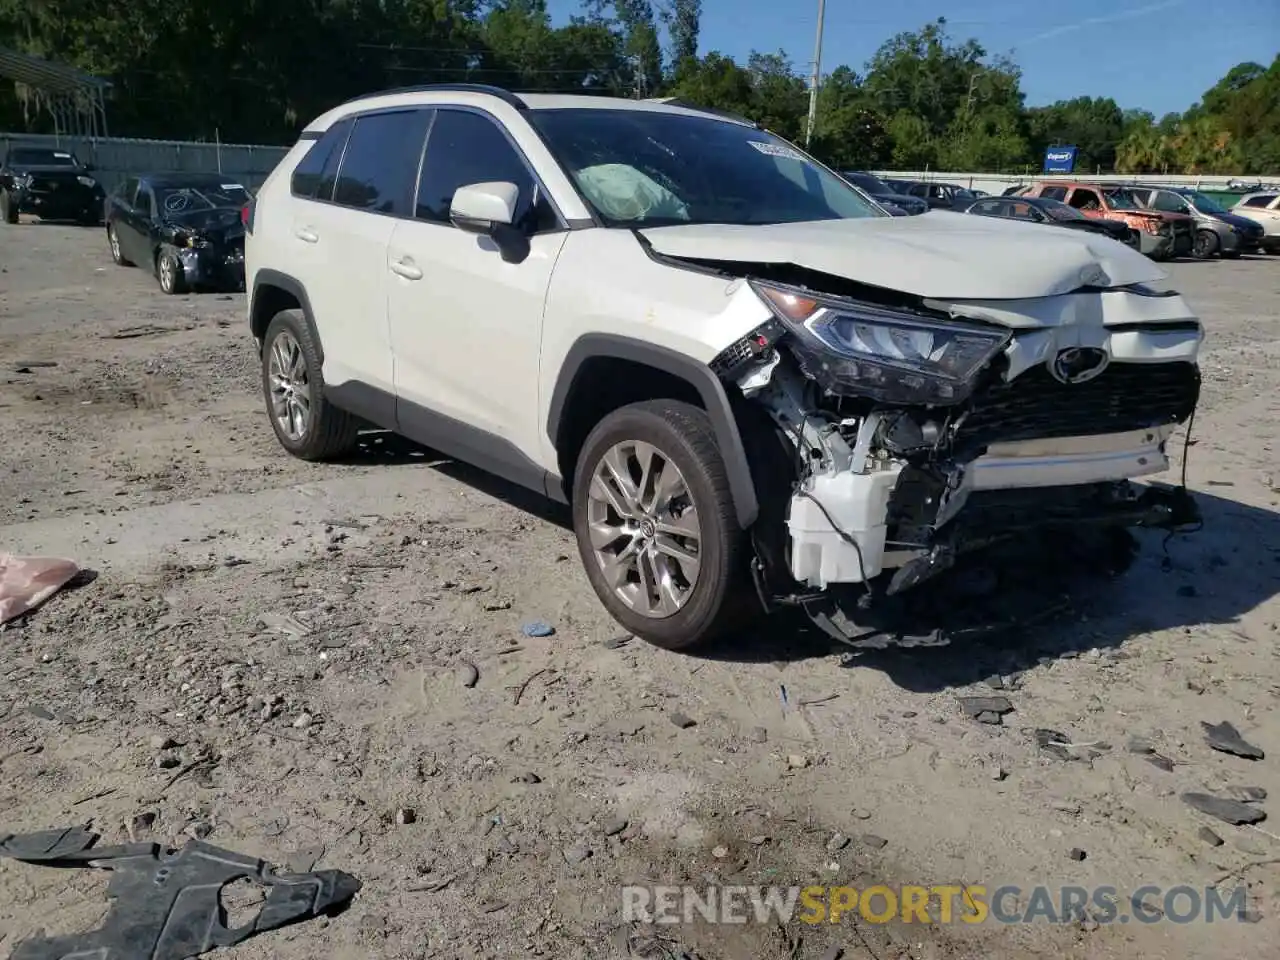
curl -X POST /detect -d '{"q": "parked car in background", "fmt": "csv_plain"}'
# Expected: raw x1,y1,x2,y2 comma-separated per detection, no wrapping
839,171,928,215
1018,182,1193,260
1230,192,1280,254
963,195,1139,248
0,146,105,225
1128,185,1264,258
897,180,981,210
105,172,250,293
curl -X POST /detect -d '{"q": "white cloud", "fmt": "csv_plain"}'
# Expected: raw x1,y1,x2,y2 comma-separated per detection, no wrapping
1020,0,1189,46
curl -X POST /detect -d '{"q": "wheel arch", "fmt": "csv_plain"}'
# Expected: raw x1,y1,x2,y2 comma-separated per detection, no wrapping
547,334,760,528
249,269,324,365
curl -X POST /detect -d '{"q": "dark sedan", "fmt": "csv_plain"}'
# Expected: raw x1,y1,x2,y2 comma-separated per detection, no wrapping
839,171,929,215
892,179,982,210
105,173,249,294
0,146,105,225
963,195,1140,249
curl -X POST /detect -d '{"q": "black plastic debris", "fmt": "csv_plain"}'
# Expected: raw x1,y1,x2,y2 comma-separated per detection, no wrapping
1201,721,1265,760
1181,793,1268,826
0,825,359,959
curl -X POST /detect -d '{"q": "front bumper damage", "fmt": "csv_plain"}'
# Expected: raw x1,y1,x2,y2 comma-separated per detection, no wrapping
710,275,1204,646
176,241,246,291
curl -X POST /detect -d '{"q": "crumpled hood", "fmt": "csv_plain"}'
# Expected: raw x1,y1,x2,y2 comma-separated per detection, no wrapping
162,207,244,241
640,211,1166,300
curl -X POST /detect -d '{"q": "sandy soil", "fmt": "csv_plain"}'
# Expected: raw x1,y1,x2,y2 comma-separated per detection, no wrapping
1,218,1279,960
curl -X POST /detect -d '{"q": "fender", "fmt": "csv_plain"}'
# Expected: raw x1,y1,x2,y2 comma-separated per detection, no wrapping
547,333,760,528
249,268,323,364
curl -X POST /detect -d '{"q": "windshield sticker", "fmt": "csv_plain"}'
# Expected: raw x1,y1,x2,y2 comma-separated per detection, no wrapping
221,183,242,191
748,140,805,162
164,193,190,212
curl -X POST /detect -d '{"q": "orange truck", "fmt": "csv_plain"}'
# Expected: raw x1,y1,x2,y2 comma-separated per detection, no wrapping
1017,181,1195,260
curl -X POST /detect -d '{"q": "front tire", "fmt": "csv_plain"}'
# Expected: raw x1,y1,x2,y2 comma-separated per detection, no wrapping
1192,230,1219,259
157,245,186,294
572,400,749,652
261,309,360,461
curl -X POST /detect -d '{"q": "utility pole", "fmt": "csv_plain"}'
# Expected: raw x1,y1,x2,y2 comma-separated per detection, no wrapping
805,0,826,147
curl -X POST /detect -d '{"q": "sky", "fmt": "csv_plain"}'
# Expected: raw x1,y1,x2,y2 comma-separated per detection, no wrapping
545,0,1280,116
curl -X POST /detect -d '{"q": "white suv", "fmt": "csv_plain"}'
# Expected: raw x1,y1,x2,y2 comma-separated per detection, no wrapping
245,84,1204,651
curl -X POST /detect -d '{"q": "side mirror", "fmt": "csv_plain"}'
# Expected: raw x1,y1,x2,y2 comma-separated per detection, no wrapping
82,162,95,172
450,181,519,234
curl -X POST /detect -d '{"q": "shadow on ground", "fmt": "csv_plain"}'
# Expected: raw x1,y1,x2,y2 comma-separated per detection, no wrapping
834,489,1280,692
335,430,572,527
333,432,1280,692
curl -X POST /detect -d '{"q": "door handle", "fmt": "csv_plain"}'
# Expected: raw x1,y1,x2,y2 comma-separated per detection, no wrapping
390,258,422,280
295,227,318,243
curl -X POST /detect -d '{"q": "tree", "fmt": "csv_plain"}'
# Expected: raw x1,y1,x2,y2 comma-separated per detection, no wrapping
659,0,700,68
0,7,1275,177
1025,96,1125,172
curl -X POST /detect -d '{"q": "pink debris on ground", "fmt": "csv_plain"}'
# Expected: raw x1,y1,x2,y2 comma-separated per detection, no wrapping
0,554,80,624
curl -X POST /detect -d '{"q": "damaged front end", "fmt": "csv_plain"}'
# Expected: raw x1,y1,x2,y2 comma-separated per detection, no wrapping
158,217,246,292
709,273,1204,646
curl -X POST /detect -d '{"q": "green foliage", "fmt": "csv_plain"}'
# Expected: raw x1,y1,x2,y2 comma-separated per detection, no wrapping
0,3,1275,175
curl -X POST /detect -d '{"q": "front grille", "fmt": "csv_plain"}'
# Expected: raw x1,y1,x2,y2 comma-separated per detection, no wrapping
952,361,1199,453
28,175,76,193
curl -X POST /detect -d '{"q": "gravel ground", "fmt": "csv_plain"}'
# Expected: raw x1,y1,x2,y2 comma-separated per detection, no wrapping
1,220,1279,960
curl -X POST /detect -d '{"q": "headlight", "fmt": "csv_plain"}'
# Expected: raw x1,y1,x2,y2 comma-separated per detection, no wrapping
16,173,32,189
749,280,1010,405
185,235,211,248
77,175,96,187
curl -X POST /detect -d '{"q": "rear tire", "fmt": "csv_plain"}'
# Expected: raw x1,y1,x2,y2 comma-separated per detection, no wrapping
107,223,133,266
572,399,751,652
1192,230,1218,259
261,309,360,461
0,190,17,224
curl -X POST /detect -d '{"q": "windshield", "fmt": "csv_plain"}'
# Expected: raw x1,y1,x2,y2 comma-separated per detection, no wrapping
7,148,79,168
528,108,881,226
1186,191,1227,214
844,172,890,194
1038,199,1086,221
157,183,250,214
1102,188,1141,210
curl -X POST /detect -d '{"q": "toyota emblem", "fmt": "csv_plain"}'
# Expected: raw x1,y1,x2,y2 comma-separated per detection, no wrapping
1050,347,1109,384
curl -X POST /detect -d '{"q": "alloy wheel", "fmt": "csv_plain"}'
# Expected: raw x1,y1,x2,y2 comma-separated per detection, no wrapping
159,254,175,291
586,440,702,618
109,226,121,262
267,330,311,442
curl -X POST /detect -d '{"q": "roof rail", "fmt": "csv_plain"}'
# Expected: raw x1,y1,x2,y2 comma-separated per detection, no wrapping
646,97,758,128
341,83,526,110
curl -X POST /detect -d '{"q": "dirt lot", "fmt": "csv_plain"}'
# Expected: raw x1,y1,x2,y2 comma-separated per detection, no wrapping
1,220,1279,960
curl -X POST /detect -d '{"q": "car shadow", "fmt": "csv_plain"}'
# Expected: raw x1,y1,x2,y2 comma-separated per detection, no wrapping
825,489,1278,693
334,430,572,528
15,218,102,228
328,435,1280,689
668,488,1280,690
